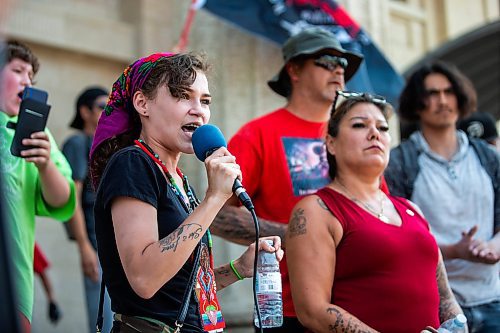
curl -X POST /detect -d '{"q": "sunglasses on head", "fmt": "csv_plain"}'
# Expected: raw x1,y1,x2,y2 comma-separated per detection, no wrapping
314,55,348,71
333,90,387,112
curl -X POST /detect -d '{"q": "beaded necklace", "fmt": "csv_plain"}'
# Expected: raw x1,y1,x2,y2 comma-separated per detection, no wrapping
134,138,215,245
134,139,214,253
134,139,199,213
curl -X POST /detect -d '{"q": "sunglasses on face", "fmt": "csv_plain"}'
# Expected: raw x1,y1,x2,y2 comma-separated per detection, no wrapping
93,102,107,111
333,90,388,114
314,55,348,71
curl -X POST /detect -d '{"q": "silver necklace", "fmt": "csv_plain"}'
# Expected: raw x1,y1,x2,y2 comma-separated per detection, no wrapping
335,179,390,223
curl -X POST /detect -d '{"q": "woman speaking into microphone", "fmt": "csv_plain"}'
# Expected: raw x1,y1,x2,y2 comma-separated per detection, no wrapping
90,52,283,333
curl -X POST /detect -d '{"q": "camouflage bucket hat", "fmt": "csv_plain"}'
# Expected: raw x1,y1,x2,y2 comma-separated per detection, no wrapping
268,27,363,97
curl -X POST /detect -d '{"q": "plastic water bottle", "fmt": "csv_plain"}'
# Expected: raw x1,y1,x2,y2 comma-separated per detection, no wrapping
437,314,467,333
254,240,283,328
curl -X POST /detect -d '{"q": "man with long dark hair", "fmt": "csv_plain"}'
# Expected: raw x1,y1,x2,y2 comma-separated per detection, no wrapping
385,61,500,333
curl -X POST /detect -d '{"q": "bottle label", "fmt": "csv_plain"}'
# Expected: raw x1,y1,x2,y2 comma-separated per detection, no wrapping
256,272,282,293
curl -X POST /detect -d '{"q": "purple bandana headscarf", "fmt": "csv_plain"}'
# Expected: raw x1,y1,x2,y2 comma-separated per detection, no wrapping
90,52,174,160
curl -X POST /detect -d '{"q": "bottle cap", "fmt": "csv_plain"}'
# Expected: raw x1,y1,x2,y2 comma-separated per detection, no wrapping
455,314,467,326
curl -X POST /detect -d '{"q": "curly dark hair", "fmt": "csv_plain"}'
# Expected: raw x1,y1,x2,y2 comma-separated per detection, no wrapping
326,96,393,180
90,53,210,189
398,61,476,122
1,40,40,74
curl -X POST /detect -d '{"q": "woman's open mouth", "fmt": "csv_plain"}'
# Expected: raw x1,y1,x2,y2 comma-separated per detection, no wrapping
182,123,201,133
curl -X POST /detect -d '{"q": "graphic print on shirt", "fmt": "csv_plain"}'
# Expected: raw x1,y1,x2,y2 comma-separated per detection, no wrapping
282,137,330,196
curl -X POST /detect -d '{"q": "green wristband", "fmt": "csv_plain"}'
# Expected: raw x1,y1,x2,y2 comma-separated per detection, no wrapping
230,259,244,280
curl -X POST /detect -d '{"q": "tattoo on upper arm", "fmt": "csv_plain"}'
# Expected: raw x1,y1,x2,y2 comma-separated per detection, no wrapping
288,208,307,238
317,198,329,210
159,223,203,252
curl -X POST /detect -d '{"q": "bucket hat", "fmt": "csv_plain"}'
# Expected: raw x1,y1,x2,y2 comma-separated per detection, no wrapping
268,27,363,97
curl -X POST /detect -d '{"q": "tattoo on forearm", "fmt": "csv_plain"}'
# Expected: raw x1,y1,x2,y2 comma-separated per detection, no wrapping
215,267,231,278
159,223,202,252
215,266,233,290
327,308,342,331
210,206,286,245
326,307,372,333
288,208,307,238
317,198,329,210
436,259,461,322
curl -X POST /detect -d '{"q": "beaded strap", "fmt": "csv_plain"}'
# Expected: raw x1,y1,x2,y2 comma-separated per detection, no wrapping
135,139,198,213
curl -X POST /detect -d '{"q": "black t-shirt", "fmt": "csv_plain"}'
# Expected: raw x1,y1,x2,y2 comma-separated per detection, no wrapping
94,146,204,332
62,134,97,248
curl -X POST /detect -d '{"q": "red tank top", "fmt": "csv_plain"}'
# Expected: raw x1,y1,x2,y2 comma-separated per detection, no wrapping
315,187,440,333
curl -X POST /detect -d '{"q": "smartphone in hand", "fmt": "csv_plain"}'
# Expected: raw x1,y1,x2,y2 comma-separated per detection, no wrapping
10,87,51,157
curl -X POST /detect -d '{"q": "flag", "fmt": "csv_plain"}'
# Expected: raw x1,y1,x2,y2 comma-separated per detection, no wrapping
201,0,404,106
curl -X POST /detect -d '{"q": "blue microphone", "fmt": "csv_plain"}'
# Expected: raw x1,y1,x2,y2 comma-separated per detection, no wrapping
192,124,254,211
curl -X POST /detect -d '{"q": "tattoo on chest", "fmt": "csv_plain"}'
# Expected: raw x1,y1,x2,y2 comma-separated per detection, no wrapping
288,208,307,238
159,223,203,252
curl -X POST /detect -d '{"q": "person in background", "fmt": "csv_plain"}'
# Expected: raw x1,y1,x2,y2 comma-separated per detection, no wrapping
0,40,75,332
209,27,364,332
385,61,499,333
33,242,62,324
89,52,283,332
286,92,464,333
62,87,113,333
457,111,499,149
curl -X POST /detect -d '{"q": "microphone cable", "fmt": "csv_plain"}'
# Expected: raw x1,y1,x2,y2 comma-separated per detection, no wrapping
249,207,264,333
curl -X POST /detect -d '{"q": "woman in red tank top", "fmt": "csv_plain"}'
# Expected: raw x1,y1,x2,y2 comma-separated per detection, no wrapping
285,92,465,333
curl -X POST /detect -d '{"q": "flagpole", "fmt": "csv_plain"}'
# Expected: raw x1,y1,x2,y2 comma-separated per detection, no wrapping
173,0,200,52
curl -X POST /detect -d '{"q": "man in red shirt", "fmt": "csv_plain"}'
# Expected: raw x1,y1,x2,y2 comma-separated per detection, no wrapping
211,27,363,332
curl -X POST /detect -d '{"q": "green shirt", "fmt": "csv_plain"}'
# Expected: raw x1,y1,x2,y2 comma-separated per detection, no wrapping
0,111,76,321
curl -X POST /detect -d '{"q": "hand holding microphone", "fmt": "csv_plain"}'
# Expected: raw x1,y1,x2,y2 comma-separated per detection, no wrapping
204,146,240,201
192,124,255,211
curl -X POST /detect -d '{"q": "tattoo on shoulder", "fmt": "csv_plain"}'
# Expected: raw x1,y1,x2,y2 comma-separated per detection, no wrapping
288,208,307,238
159,223,203,253
317,198,329,210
